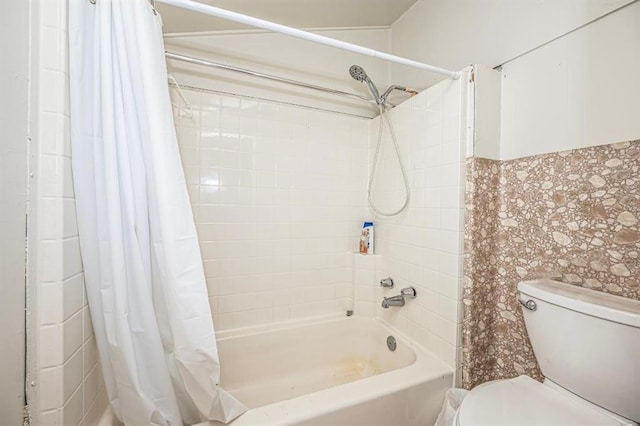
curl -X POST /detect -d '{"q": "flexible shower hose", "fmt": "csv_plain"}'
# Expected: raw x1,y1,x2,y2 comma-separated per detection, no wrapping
367,104,411,216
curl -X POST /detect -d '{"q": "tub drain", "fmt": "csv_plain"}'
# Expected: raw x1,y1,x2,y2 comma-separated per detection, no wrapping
386,335,397,351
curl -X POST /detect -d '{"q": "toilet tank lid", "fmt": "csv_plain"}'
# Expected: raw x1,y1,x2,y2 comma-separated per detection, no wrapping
518,279,640,327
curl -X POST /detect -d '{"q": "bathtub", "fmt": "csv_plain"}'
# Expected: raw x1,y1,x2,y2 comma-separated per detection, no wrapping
196,315,453,426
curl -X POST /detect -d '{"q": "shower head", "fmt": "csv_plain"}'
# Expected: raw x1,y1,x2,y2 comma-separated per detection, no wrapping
349,65,368,82
349,65,381,104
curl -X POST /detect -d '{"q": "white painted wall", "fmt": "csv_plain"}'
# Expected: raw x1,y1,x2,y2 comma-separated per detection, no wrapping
164,28,392,117
500,1,640,159
0,1,29,422
389,0,633,90
157,0,417,33
473,65,501,160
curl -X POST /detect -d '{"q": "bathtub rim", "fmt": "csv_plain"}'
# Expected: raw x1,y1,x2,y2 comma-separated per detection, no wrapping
215,312,353,340
199,313,454,425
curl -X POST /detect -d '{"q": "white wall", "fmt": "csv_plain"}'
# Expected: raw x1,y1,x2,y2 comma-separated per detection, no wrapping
389,0,633,90
156,0,416,33
500,1,640,159
27,0,108,424
173,89,369,330
473,65,502,160
0,1,29,423
165,28,392,118
356,75,468,370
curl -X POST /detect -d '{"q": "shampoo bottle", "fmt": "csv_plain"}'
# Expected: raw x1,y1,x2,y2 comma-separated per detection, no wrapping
359,230,368,254
363,221,374,254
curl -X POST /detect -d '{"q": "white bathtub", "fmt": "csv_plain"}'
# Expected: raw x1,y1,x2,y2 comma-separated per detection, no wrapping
196,315,453,426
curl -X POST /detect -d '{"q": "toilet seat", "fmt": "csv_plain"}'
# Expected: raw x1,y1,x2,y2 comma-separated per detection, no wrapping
455,375,623,426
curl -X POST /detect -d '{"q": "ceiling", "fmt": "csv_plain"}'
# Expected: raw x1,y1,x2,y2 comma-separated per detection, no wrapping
156,0,418,34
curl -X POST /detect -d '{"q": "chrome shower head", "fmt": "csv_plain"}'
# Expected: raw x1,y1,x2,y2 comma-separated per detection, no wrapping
349,65,368,82
349,65,381,104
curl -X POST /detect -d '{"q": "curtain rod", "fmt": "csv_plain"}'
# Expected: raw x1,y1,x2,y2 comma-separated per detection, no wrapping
156,0,461,80
165,52,374,103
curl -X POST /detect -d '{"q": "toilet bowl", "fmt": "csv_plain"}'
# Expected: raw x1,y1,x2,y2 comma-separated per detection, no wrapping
453,279,640,426
453,376,633,425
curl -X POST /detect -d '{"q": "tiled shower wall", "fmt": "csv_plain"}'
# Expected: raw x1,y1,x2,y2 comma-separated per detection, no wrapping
173,74,467,369
355,76,467,369
462,140,640,389
174,90,369,330
30,0,107,424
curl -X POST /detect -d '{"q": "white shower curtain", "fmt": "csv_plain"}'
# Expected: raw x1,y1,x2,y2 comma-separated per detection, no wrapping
68,0,247,424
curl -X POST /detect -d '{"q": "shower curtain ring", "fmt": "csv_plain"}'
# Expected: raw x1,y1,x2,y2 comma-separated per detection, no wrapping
89,0,96,4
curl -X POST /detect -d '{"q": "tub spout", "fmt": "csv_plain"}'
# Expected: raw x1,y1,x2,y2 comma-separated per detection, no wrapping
381,287,417,308
381,295,405,308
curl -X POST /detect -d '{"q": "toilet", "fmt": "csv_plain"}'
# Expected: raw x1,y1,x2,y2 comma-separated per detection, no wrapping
454,278,640,426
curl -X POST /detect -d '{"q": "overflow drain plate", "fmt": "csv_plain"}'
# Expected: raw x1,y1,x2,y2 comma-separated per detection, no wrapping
387,335,397,351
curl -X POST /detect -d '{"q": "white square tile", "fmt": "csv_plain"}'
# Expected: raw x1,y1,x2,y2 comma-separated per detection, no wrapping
39,367,62,411
82,306,93,343
440,186,464,210
176,126,199,148
441,162,462,187
436,337,456,367
437,316,458,345
39,112,69,156
62,348,83,403
440,208,463,232
62,274,83,320
83,365,101,412
39,325,62,368
437,294,458,323
62,238,82,280
61,384,83,426
63,311,83,362
83,337,99,376
437,273,461,300
39,283,63,325
437,252,462,278
38,409,60,426
38,69,67,114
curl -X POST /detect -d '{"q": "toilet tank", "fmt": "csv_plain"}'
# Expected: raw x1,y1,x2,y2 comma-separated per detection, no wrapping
518,279,640,422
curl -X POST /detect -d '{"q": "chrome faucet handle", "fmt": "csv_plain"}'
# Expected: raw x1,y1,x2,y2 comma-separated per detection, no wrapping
400,287,417,298
380,278,394,288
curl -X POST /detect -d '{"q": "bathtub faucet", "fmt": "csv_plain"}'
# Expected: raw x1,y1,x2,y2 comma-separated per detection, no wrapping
381,287,417,308
381,294,405,308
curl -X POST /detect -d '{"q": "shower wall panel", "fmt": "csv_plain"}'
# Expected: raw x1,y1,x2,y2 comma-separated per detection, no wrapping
360,75,469,370
174,92,369,330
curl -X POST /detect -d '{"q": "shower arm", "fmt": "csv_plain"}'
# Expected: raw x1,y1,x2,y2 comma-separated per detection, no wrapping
380,85,419,106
